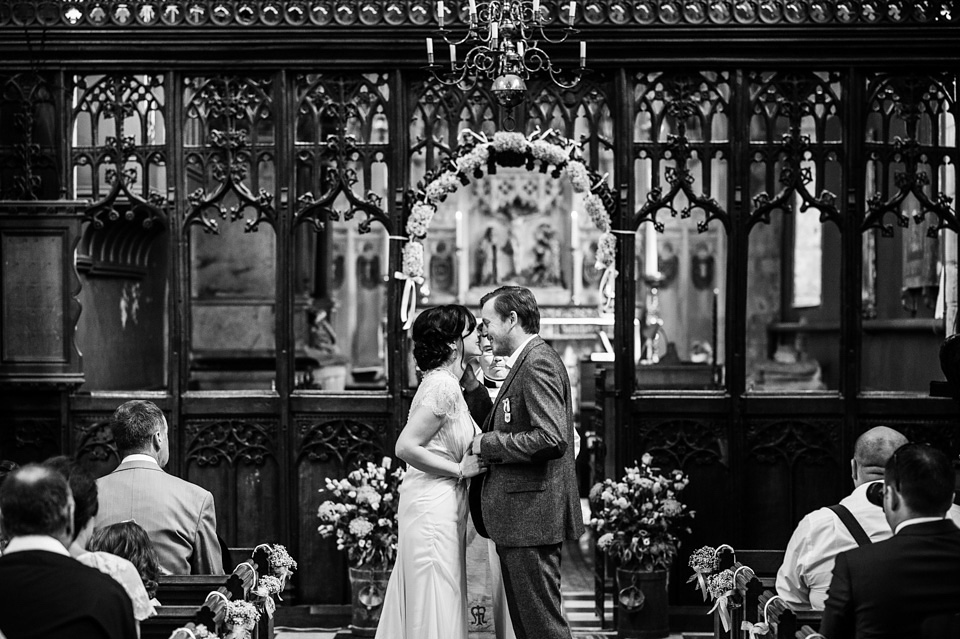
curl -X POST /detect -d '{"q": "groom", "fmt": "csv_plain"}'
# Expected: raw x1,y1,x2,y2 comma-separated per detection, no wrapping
470,285,584,639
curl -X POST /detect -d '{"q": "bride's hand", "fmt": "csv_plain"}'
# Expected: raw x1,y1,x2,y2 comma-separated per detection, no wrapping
459,453,487,478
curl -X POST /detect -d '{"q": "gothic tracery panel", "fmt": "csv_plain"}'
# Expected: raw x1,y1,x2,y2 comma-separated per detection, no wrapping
0,72,59,200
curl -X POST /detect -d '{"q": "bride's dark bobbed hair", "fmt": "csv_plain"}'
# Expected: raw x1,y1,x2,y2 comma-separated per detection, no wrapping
412,305,477,372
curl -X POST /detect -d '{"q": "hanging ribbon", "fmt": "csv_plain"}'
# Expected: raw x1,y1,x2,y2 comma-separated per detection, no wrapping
695,571,708,601
686,571,709,601
599,266,617,314
741,621,770,637
395,271,424,330
708,591,734,633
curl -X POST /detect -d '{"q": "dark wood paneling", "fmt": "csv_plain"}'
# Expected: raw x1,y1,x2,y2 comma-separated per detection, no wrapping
183,417,281,547
293,414,390,603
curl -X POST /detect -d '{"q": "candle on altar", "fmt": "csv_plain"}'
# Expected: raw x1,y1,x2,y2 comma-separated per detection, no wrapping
644,224,658,278
571,210,582,304
456,210,468,302
491,21,498,44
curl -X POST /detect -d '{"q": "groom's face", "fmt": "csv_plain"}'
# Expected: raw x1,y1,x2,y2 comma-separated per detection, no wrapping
480,297,515,357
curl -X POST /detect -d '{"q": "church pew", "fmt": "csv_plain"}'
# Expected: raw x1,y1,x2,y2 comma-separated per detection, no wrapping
796,624,824,639
142,606,202,639
717,547,785,588
757,590,822,639
156,575,229,606
145,560,269,639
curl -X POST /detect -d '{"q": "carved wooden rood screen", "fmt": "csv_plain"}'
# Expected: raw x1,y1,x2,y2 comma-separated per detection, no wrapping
2,1,960,616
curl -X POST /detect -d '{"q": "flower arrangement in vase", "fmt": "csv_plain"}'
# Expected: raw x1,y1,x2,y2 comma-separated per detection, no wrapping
317,456,406,636
316,456,405,570
588,453,694,572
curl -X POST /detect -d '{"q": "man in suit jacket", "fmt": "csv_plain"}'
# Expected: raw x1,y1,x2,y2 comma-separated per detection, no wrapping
94,399,223,575
820,443,960,638
470,285,584,639
0,465,136,639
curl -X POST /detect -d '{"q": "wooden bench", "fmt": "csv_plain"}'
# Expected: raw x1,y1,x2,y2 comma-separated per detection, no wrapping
142,606,202,639
156,575,229,606
717,547,785,588
142,560,266,639
756,589,823,639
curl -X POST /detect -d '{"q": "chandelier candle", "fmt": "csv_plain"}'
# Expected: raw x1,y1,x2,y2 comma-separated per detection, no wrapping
425,0,590,111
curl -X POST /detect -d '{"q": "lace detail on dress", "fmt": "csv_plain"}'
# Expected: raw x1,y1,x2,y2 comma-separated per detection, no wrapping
411,369,463,419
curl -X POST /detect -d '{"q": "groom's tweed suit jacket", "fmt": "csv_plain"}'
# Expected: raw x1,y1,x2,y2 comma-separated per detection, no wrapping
95,460,223,575
476,335,584,547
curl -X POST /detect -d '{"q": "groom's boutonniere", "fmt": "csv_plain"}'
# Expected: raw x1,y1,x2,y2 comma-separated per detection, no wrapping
502,398,511,423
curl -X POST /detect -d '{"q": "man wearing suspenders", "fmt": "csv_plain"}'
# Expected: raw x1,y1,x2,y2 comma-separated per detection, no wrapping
777,426,907,611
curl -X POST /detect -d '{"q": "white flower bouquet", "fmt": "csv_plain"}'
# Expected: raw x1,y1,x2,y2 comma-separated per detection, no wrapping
317,456,405,569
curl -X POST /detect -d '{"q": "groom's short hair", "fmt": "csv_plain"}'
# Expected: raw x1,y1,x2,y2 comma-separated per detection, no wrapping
481,286,540,334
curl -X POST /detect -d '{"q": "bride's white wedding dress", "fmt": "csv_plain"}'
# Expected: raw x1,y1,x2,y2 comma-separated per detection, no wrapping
375,368,478,639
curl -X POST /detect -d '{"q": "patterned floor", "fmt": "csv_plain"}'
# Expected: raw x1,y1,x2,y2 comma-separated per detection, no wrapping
275,589,618,639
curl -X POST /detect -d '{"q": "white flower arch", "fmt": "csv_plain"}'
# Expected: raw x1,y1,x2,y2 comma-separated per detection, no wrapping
396,127,619,327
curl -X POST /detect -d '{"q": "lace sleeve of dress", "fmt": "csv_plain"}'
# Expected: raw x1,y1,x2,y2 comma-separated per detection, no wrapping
417,373,462,419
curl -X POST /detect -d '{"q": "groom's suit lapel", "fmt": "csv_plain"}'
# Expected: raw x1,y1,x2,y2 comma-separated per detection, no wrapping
481,336,542,433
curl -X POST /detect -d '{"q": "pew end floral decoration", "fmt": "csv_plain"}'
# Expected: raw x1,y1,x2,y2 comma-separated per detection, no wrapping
223,600,261,639
687,545,720,601
588,453,694,572
706,568,738,633
317,456,405,570
397,127,619,326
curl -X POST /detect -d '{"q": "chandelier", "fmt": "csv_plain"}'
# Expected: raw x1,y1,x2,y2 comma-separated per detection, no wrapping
425,0,588,110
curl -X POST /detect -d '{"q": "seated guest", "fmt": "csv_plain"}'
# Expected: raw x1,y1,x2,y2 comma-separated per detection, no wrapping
94,399,223,574
0,464,136,639
776,426,908,610
820,443,960,638
89,521,161,604
44,456,157,627
777,426,960,610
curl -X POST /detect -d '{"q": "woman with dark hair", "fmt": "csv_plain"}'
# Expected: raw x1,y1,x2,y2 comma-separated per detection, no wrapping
89,521,161,601
376,305,487,639
41,456,158,632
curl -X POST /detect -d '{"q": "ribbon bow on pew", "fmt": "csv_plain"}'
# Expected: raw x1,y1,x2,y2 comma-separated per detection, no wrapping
741,620,770,637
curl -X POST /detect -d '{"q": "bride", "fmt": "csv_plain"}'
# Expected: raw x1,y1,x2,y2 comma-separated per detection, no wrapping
376,304,488,639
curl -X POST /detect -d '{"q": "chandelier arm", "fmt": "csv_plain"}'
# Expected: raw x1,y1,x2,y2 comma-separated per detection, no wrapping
426,63,471,88
535,25,577,45
437,26,478,47
547,64,585,90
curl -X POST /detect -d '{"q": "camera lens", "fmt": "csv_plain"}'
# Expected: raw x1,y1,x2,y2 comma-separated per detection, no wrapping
866,482,884,507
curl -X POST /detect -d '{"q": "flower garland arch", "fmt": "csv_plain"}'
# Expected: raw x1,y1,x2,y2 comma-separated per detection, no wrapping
396,127,619,327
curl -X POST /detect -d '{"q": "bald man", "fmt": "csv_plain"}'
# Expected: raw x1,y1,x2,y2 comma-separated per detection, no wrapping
777,426,960,610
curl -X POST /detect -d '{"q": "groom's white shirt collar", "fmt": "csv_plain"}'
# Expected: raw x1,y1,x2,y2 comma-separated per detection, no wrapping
505,334,538,369
120,453,160,466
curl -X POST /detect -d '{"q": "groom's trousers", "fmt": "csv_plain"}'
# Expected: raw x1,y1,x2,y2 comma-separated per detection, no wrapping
497,543,573,639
